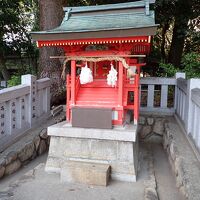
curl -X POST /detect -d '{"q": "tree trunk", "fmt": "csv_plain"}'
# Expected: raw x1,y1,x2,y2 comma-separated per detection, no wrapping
0,56,10,81
160,23,169,61
38,0,67,105
168,18,188,67
168,0,192,67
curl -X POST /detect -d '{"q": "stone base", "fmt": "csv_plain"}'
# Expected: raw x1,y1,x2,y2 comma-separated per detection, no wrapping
46,121,138,183
60,161,111,186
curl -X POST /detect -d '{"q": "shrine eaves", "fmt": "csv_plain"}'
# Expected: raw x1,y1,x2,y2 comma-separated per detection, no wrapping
31,0,158,48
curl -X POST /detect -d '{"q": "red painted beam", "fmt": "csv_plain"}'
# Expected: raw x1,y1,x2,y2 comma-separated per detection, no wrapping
36,36,150,48
66,50,131,57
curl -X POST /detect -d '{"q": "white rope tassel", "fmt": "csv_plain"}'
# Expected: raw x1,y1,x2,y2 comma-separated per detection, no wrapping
80,62,93,84
107,63,118,87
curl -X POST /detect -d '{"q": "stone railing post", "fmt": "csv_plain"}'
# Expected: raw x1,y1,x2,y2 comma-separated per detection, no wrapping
21,74,37,127
43,83,50,114
174,72,186,113
185,78,200,135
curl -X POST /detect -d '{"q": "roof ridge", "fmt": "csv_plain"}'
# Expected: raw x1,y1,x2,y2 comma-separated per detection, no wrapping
63,1,147,13
68,10,154,19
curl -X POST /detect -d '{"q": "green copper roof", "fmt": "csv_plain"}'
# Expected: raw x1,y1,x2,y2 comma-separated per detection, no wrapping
31,1,158,41
46,11,155,33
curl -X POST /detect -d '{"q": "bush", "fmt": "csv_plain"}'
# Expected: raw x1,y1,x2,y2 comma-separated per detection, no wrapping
158,62,179,77
181,52,200,78
7,75,21,87
158,52,200,78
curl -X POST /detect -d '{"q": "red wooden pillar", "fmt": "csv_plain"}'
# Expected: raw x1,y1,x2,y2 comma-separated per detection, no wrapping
134,66,140,124
71,60,76,105
118,61,124,123
118,61,123,105
66,74,70,121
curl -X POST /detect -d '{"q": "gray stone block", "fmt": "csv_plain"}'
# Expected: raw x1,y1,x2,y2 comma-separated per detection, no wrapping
162,133,168,150
153,119,164,135
18,141,35,162
5,151,18,165
0,158,6,167
61,161,111,186
33,135,40,151
5,159,21,175
139,116,146,125
0,166,5,178
51,105,63,116
140,125,152,139
169,141,177,161
40,128,48,139
147,117,154,125
38,140,47,155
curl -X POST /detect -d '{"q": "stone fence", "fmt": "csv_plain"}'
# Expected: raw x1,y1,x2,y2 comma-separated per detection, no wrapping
140,76,176,114
175,73,200,153
0,75,51,152
140,72,200,154
1,72,200,154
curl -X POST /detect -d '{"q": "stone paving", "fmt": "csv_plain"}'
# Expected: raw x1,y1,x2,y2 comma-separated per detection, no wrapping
0,141,184,200
163,118,200,200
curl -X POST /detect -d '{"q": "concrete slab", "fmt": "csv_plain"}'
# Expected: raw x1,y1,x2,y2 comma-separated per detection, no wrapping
48,121,137,142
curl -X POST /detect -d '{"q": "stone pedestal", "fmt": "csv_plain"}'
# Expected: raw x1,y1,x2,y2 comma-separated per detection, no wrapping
46,121,138,183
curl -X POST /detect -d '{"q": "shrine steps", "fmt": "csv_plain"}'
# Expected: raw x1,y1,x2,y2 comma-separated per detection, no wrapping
76,86,128,107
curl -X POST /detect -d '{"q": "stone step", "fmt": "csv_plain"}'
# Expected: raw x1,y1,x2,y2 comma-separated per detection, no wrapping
51,105,63,116
60,161,111,186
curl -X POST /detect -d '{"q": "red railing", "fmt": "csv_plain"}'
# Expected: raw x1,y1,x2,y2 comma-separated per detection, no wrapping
75,76,80,98
66,75,81,122
123,72,140,123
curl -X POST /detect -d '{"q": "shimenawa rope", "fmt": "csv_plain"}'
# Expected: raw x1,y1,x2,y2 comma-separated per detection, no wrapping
61,56,130,79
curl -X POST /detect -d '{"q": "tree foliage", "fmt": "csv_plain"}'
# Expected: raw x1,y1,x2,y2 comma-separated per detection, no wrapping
0,0,38,80
154,0,200,67
1,0,200,93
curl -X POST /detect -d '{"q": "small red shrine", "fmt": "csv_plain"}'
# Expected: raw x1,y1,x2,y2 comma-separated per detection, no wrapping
32,0,157,128
32,0,157,184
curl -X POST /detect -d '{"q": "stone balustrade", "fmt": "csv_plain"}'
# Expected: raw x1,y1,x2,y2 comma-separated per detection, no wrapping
140,76,176,114
175,73,200,153
0,74,51,152
140,72,200,154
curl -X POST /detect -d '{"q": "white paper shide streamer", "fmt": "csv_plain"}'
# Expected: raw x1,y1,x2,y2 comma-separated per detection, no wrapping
80,62,93,84
107,63,118,87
